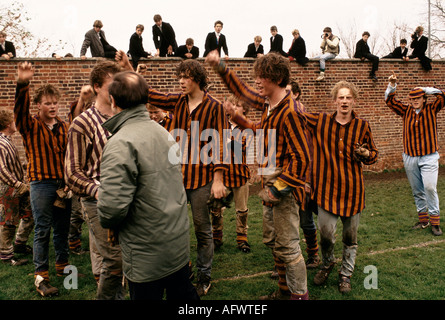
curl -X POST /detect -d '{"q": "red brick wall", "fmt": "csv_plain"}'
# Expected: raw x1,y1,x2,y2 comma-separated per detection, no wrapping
1,57,444,178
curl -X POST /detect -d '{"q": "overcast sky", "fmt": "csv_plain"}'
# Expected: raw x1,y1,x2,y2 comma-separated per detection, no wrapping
14,0,427,58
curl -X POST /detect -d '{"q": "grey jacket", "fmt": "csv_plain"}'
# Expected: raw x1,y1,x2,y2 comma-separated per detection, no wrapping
97,105,190,283
80,28,106,57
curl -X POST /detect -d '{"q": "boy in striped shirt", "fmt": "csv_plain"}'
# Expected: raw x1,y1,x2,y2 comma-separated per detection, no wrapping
65,54,132,299
0,109,33,266
14,62,71,297
307,81,378,294
385,72,444,236
206,50,311,300
147,59,228,296
211,95,252,253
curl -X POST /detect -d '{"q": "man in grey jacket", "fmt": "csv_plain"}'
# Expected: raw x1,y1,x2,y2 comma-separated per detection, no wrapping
80,20,116,59
97,70,199,300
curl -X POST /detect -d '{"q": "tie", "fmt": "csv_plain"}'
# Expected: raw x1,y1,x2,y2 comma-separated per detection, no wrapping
216,34,219,45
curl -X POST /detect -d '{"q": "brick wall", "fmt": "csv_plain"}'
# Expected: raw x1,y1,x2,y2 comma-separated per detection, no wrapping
1,57,444,179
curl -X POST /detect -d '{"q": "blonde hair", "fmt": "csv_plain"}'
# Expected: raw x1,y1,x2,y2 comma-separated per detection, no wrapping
330,81,358,100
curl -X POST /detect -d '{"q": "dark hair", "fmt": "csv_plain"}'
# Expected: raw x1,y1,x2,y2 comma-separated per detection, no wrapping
0,109,14,131
288,79,302,99
400,38,407,44
186,38,194,46
214,20,223,27
153,14,162,22
323,27,332,33
108,71,149,109
90,60,122,95
175,59,208,90
253,53,290,88
33,84,60,104
362,31,370,37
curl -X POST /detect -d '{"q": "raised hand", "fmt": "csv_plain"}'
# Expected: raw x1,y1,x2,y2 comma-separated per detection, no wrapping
17,62,34,83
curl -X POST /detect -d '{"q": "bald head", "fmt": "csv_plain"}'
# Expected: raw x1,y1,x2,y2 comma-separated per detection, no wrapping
108,71,149,109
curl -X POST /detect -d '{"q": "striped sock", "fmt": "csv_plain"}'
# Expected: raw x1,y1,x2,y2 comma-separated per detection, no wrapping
69,239,81,250
304,230,319,256
213,230,223,241
273,256,290,294
430,215,440,226
35,270,49,281
56,261,69,276
236,233,248,244
418,212,429,224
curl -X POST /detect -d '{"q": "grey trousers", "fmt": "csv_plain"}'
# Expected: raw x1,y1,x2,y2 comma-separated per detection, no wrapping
317,206,360,277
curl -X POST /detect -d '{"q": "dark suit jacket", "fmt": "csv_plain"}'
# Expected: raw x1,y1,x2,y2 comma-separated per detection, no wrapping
203,32,228,57
409,35,432,70
152,22,178,57
0,40,16,58
128,32,149,68
382,46,408,59
175,45,199,59
269,34,287,56
354,39,371,58
410,35,428,58
244,43,264,58
287,37,308,65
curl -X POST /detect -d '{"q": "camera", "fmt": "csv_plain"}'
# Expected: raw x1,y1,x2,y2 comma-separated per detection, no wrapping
321,33,329,38
412,32,418,39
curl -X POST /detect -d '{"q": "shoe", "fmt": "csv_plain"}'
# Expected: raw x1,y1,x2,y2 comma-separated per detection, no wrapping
306,255,320,269
315,72,325,81
259,289,291,300
14,244,33,255
432,225,443,236
237,241,251,253
338,274,351,294
313,262,336,286
2,257,28,266
35,275,59,297
196,276,211,296
370,73,378,81
70,246,88,255
412,221,430,230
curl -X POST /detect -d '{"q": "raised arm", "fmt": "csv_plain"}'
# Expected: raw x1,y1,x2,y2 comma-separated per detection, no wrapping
205,50,266,111
14,62,35,134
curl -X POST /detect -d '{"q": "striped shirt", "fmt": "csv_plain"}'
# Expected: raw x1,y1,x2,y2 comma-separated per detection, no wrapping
223,123,251,188
216,65,311,205
385,87,445,157
305,111,378,217
14,82,69,182
0,133,25,188
148,89,229,190
64,106,110,197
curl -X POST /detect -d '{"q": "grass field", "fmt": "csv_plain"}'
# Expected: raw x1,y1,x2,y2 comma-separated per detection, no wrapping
0,168,444,301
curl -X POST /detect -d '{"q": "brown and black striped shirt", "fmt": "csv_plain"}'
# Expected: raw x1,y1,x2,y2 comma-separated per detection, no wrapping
305,111,378,217
148,89,229,190
64,106,110,197
386,88,445,157
216,65,310,205
14,82,68,182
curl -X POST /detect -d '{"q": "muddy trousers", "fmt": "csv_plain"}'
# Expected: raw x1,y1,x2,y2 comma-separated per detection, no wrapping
262,193,307,296
317,206,360,277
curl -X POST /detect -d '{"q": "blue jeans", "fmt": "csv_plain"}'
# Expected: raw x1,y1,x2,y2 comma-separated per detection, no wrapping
314,52,336,71
30,180,71,272
403,152,440,216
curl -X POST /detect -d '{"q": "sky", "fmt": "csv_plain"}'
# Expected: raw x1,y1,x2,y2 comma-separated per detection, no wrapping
11,0,427,58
